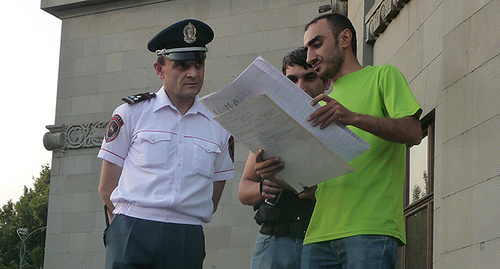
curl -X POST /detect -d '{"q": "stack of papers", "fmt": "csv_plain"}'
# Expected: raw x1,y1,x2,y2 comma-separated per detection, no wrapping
199,56,370,192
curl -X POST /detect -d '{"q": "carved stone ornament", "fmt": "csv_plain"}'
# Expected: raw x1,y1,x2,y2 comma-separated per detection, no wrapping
365,0,411,44
43,121,107,151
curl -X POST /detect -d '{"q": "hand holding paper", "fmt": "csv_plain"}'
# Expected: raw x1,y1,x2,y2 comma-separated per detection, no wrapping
199,56,370,192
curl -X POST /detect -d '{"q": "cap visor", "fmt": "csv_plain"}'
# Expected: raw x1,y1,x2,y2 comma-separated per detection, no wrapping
164,51,206,61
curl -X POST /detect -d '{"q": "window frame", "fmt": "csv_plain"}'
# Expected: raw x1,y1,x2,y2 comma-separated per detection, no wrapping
400,110,434,269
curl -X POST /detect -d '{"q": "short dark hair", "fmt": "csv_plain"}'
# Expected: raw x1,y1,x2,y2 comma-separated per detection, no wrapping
305,13,357,55
157,55,166,65
281,47,310,75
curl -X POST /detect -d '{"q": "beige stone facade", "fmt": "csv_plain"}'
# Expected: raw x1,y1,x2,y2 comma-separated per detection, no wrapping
41,0,499,268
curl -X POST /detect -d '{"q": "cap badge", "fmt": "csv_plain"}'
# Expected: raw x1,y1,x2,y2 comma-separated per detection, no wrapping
183,22,197,44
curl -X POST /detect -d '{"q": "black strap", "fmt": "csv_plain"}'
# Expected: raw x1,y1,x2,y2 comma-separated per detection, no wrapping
103,205,110,247
104,205,110,228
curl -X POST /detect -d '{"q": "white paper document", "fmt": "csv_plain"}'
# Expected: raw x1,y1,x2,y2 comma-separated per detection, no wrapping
199,56,370,192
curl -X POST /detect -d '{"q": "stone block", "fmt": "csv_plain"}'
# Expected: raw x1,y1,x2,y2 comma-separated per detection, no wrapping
48,193,73,213
58,58,75,79
108,8,159,34
477,239,500,268
442,0,474,36
207,15,241,38
205,56,239,80
259,7,299,31
230,31,268,56
60,38,84,60
422,4,443,67
472,56,500,126
240,11,262,34
440,134,477,196
441,188,472,252
44,232,70,254
98,29,151,55
97,70,133,93
220,204,256,226
72,192,91,212
212,0,231,17
408,26,423,82
74,55,107,77
204,226,231,249
62,212,96,233
472,176,500,244
443,21,471,87
83,36,100,57
439,243,475,269
43,253,61,269
69,231,102,253
474,116,500,181
441,73,474,141
423,54,442,115
421,0,441,22
106,53,123,73
46,213,63,234
58,75,99,98
61,14,109,41
469,1,500,72
208,36,231,59
231,225,260,248
60,253,95,269
407,69,425,112
268,28,290,52
205,247,253,269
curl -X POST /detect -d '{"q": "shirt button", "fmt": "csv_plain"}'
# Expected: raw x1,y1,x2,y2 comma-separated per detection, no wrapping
177,163,181,167
175,188,179,192
152,138,155,142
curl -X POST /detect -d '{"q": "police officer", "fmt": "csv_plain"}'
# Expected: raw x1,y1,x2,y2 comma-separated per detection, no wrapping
98,19,235,269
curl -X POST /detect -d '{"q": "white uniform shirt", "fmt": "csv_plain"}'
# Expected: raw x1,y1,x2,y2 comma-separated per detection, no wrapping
98,88,235,225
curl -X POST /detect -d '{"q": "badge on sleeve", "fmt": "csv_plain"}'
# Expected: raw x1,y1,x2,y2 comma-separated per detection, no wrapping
228,136,234,163
105,114,124,143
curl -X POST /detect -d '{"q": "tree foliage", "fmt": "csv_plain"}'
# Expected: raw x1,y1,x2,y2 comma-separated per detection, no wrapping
0,164,50,269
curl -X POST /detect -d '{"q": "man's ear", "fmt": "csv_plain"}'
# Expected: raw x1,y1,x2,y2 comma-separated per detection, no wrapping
323,78,332,91
338,28,353,50
153,62,164,79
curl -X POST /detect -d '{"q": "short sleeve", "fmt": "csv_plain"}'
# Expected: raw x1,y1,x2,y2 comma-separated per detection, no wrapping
380,65,422,119
212,132,235,181
97,104,133,167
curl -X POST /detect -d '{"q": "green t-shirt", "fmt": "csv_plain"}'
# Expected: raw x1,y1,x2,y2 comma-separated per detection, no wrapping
304,65,422,245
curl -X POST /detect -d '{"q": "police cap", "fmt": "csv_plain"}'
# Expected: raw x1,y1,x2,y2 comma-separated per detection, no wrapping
147,19,214,61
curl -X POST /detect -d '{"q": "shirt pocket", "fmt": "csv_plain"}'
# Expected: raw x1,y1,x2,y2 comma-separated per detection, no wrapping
136,132,172,168
192,138,221,178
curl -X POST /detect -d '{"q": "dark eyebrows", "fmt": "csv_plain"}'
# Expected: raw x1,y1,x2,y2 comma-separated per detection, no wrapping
305,34,323,48
304,71,318,78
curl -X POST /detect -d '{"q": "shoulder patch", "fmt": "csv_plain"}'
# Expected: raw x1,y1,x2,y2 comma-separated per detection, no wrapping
121,92,156,104
105,114,124,143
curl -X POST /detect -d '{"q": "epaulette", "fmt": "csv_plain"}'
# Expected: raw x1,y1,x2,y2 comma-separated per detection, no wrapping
121,92,156,104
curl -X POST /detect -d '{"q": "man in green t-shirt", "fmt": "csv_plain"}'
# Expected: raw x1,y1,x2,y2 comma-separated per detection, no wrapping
299,13,423,268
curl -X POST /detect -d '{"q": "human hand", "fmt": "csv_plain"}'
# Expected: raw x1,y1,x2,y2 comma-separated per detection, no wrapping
254,149,285,181
308,94,357,129
260,179,283,200
298,185,317,200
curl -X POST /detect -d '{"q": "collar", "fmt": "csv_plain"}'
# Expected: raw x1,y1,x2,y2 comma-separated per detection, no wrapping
153,87,212,121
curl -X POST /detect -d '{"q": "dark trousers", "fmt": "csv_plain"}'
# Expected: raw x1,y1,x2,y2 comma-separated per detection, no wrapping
105,215,205,269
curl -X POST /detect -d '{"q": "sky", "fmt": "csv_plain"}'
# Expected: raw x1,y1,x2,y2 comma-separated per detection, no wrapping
0,1,61,206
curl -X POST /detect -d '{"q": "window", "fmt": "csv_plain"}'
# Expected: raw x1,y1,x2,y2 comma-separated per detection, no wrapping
398,110,434,269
